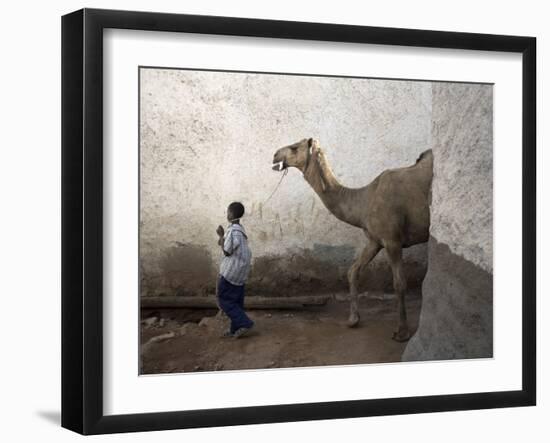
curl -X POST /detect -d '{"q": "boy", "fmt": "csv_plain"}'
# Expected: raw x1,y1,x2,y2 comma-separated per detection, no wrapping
215,201,254,338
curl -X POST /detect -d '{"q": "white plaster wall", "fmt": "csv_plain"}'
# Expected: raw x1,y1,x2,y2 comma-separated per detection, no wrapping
139,68,432,295
429,83,493,272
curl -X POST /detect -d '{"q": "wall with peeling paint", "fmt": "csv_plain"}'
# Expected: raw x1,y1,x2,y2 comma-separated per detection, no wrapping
139,68,432,297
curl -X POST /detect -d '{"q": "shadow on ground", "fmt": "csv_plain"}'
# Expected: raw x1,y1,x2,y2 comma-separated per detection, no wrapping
36,410,60,426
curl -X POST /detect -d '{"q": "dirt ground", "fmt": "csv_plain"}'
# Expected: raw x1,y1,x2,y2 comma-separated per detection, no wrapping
140,289,422,374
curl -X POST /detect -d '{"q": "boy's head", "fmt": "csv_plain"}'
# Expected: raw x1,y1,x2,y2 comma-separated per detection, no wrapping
227,202,245,223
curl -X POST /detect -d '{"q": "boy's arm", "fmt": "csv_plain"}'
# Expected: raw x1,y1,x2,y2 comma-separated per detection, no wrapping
218,234,231,256
219,229,238,256
216,225,231,256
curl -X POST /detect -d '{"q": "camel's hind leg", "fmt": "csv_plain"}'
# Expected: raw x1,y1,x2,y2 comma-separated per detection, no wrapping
385,242,410,342
347,239,381,327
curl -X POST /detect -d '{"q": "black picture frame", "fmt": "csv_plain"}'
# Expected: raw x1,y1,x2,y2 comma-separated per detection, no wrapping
61,8,536,435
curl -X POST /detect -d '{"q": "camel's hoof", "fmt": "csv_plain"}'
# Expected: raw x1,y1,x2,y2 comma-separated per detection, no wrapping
392,329,411,342
347,314,360,328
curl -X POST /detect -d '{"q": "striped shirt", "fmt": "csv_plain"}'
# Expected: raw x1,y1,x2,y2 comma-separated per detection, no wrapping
220,223,252,286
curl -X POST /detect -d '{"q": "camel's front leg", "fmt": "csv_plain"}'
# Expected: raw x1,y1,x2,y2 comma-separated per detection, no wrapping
347,240,381,327
386,242,410,342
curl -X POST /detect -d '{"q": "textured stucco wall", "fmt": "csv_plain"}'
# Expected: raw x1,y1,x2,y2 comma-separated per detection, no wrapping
139,68,431,297
428,84,493,273
403,83,493,361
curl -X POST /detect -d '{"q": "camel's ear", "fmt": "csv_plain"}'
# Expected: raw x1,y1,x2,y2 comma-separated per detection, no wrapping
308,138,313,147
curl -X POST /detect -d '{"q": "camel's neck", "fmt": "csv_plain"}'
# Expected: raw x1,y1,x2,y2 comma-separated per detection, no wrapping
303,149,365,228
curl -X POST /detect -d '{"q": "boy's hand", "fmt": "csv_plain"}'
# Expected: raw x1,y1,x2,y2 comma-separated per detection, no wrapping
216,225,225,237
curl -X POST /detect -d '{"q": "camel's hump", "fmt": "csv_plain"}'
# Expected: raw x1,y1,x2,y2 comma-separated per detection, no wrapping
415,149,433,164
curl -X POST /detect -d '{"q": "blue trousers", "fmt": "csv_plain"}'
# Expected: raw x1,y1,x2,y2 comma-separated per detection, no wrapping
217,275,254,334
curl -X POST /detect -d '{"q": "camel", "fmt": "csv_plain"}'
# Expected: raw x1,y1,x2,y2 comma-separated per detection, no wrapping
272,138,433,341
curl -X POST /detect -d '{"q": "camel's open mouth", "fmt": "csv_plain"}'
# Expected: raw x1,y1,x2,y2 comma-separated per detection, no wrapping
272,160,287,171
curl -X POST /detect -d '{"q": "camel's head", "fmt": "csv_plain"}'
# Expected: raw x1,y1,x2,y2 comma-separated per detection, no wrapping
272,138,317,172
